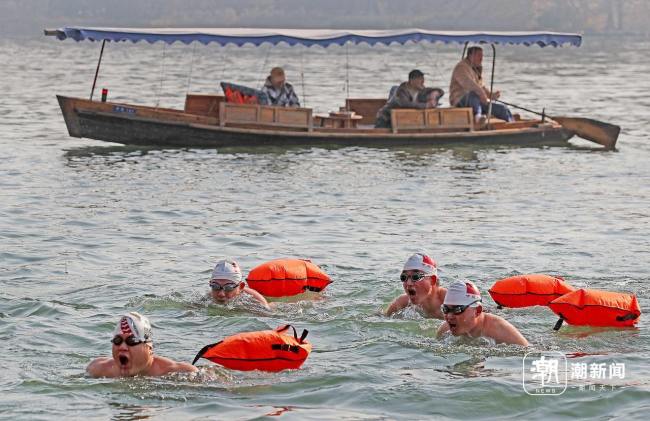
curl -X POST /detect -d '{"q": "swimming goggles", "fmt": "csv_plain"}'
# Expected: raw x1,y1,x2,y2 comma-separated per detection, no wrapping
210,281,239,292
400,272,428,282
441,300,482,315
111,335,149,347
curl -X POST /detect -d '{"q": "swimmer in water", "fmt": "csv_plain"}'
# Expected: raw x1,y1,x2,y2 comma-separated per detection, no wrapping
209,259,270,309
436,281,529,346
86,312,198,378
386,253,447,319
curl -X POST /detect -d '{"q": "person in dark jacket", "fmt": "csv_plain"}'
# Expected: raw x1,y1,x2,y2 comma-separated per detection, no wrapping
375,69,443,128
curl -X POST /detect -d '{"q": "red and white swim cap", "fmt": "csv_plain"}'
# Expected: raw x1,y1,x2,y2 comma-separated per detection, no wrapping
444,281,482,307
113,312,153,342
211,259,243,282
402,253,437,276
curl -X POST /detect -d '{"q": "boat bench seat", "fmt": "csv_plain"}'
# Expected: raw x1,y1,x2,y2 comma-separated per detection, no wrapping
184,94,224,119
219,102,313,131
345,98,387,125
390,107,473,133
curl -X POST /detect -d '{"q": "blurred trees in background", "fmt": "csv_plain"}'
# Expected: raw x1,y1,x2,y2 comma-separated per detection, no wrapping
3,0,648,37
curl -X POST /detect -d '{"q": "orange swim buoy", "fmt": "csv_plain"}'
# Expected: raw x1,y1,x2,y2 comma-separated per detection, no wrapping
192,325,312,372
488,274,575,308
246,258,331,297
549,289,641,329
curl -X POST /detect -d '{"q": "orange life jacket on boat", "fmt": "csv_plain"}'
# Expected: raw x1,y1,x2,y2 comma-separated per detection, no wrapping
549,288,641,329
488,274,575,308
192,325,312,372
246,258,331,297
223,86,260,104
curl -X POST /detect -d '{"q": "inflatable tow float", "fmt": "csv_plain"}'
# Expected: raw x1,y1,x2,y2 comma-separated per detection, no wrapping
488,274,641,330
192,325,312,372
246,258,331,297
488,274,575,308
549,289,641,330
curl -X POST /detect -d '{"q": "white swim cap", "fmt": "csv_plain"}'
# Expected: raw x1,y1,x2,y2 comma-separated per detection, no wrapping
211,259,243,283
444,281,482,307
403,253,437,276
113,312,153,342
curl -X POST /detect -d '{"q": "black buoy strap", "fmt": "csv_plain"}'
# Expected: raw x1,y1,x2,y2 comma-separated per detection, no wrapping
276,324,298,339
276,324,290,333
192,341,222,365
616,313,639,322
299,329,309,343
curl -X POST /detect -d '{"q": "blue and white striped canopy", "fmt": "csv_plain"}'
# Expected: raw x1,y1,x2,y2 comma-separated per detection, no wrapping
47,27,582,48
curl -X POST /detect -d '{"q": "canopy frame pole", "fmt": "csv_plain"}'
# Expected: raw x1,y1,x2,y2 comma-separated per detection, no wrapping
461,41,469,58
486,43,496,128
89,40,106,101
300,46,306,107
345,42,350,110
186,43,197,95
155,43,167,108
257,44,273,90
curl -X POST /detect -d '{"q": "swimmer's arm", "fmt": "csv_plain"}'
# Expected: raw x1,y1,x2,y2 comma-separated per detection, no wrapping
156,356,199,375
385,294,410,316
491,318,529,346
244,287,271,310
436,322,450,338
170,361,199,374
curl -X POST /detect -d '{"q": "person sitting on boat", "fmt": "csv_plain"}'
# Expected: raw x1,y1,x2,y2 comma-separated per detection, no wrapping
375,69,441,128
386,253,447,319
436,281,529,346
449,46,513,125
86,312,198,378
209,259,270,309
261,67,300,107
417,87,445,108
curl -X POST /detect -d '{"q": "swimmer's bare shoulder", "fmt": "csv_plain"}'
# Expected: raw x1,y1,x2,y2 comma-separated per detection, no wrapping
87,357,119,378
149,356,198,375
386,294,410,316
436,321,450,338
483,313,529,346
243,287,271,309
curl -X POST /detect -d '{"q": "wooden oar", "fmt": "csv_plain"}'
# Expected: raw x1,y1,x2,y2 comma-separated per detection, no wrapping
496,100,620,150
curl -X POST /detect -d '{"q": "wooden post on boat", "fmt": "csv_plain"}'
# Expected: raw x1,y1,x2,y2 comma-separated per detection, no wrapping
345,43,350,111
90,40,106,101
486,44,496,128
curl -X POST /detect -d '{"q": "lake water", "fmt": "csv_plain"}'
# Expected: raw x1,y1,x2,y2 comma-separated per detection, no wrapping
1,35,649,420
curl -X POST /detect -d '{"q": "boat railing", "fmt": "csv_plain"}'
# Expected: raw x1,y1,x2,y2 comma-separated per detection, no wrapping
219,102,313,132
390,108,474,133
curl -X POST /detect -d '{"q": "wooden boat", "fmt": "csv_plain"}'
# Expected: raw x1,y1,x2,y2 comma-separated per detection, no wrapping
56,94,574,148
45,28,618,149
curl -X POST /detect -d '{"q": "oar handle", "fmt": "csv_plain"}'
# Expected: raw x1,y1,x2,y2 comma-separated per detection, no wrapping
495,100,546,118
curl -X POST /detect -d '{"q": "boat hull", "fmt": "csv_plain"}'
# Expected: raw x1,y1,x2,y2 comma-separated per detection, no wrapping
57,96,575,149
